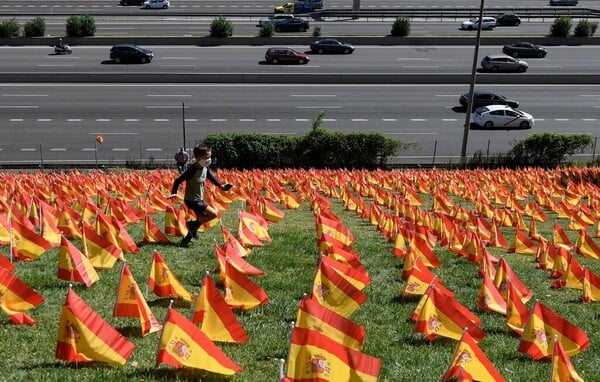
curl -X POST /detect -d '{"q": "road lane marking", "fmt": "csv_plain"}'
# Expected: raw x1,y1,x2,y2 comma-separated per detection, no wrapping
239,119,255,122
154,119,170,122
96,119,110,122
10,118,23,122
37,119,51,122
383,119,397,121
67,119,82,122
267,119,281,122
351,119,368,122
0,105,39,108
147,94,192,97
2,94,48,97
112,148,130,152
210,119,227,122
146,148,162,151
50,148,66,151
296,106,341,109
124,119,139,122
290,94,337,97
411,119,428,121
21,148,36,151
146,106,181,109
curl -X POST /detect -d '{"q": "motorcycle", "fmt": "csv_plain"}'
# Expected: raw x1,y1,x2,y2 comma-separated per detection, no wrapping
54,44,72,55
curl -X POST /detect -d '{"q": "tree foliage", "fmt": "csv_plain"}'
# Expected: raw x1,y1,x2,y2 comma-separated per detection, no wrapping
391,17,411,37
209,16,233,38
507,133,594,167
549,16,572,37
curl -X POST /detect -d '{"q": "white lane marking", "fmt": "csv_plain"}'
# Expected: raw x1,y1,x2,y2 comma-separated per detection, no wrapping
290,94,337,97
96,119,110,122
82,148,97,151
383,119,397,122
146,148,162,151
185,118,197,122
323,118,337,122
37,118,51,122
267,119,281,122
239,119,255,122
582,119,597,121
146,106,181,108
36,64,74,67
161,57,196,60
210,119,227,122
555,118,569,121
67,119,82,122
147,94,192,97
442,118,459,121
2,94,48,97
10,118,23,121
50,148,66,151
411,119,428,121
296,106,341,109
112,148,130,152
21,148,36,151
124,119,139,122
0,105,39,108
351,119,368,122
154,119,170,122
295,119,310,122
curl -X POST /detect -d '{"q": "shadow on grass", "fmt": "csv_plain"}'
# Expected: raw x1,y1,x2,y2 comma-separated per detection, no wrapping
116,325,146,338
147,298,191,309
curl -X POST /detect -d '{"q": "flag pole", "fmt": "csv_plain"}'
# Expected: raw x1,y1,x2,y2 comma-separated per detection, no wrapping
440,328,468,382
549,334,558,382
154,300,173,370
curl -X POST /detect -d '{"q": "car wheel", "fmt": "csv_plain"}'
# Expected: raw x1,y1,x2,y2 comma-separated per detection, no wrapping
491,66,499,72
140,57,147,64
145,5,150,8
518,66,527,72
515,21,521,26
163,5,167,8
275,26,281,32
519,121,530,129
114,56,121,64
298,59,305,64
299,27,306,32
318,48,324,54
343,48,350,54
512,52,519,58
272,58,279,64
484,121,494,128
537,52,544,58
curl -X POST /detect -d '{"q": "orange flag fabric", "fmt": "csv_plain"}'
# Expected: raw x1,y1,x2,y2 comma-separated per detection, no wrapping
10,217,52,261
58,234,99,288
192,273,248,343
113,263,162,336
147,251,193,302
142,215,171,244
550,335,584,382
295,296,366,351
156,308,243,375
582,267,600,303
477,271,507,315
0,267,44,325
82,223,124,270
441,331,506,382
518,301,590,360
285,327,381,382
493,258,533,303
56,288,135,366
506,280,530,336
223,260,268,310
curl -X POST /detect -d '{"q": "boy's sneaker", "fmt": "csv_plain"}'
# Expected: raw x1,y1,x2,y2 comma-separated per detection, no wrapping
179,234,193,248
186,221,200,240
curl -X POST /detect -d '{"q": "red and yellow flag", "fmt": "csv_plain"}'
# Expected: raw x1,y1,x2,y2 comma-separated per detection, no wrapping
192,273,248,343
142,214,171,244
441,331,506,382
574,229,600,259
58,234,99,288
56,288,135,366
506,280,530,336
582,267,600,303
10,217,52,261
223,260,268,310
147,251,193,302
0,267,44,323
295,296,366,351
113,263,162,336
82,223,123,270
239,210,271,242
156,308,242,375
493,258,533,303
518,301,590,360
477,271,507,315
285,327,381,382
550,335,584,382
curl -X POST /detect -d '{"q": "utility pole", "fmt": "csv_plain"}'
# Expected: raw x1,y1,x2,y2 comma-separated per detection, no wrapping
182,101,187,151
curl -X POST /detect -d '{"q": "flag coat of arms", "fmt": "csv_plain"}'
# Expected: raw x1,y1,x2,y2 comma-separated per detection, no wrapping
113,263,162,336
192,273,248,343
284,327,381,382
518,301,590,360
56,288,135,366
441,331,506,382
147,251,193,302
156,308,243,375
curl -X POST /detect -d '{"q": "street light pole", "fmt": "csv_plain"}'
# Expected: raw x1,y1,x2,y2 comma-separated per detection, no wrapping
182,101,187,151
460,0,485,165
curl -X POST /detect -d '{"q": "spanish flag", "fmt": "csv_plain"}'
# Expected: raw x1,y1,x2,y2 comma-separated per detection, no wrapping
518,301,590,360
284,327,381,382
10,217,52,261
56,288,135,366
192,273,248,343
58,234,99,288
223,260,268,311
147,251,193,302
441,331,506,382
582,267,600,303
156,308,242,375
0,267,44,318
550,335,584,382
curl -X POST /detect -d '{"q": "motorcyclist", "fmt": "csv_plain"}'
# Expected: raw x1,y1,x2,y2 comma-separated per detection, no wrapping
57,38,65,51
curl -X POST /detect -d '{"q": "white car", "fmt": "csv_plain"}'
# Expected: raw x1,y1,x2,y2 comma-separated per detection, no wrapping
141,0,169,8
460,17,496,30
472,105,534,129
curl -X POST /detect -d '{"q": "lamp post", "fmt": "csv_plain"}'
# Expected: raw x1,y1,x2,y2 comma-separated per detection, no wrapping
460,0,485,165
182,101,187,151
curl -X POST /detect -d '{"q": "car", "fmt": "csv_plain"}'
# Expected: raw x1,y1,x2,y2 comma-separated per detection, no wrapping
481,54,528,72
110,44,154,64
120,0,144,5
141,0,169,8
472,105,534,129
460,17,496,30
265,47,310,64
271,17,310,32
549,0,578,5
502,42,548,58
257,14,294,27
495,13,521,26
310,39,354,54
459,91,519,111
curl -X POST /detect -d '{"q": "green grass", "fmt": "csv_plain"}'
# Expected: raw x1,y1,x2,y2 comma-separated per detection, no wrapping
2,168,600,382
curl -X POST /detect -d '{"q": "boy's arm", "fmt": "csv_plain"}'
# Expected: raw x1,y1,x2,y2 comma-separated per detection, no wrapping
170,166,193,196
207,169,233,191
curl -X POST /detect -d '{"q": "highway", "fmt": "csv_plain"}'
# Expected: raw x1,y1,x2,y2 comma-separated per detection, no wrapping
1,83,598,166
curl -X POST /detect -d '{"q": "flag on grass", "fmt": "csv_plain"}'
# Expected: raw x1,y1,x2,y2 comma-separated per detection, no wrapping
223,260,268,310
574,229,600,259
147,251,193,302
550,335,584,382
192,273,248,343
582,267,600,303
518,301,590,360
493,258,533,303
441,331,506,382
156,308,242,375
58,234,99,288
284,326,381,382
142,214,171,244
56,288,135,366
10,217,51,261
295,295,366,351
82,223,123,270
0,267,44,325
506,280,530,336
113,263,162,336
477,271,506,315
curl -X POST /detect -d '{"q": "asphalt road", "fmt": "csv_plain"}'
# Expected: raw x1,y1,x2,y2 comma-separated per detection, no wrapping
1,83,598,166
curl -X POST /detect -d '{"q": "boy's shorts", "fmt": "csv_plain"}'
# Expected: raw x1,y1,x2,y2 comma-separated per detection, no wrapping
184,199,208,217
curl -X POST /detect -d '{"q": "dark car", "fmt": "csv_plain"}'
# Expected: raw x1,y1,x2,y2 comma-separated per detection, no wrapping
265,47,310,64
495,13,521,26
120,0,144,5
310,39,354,54
273,18,310,32
110,44,154,64
459,91,519,111
502,42,548,58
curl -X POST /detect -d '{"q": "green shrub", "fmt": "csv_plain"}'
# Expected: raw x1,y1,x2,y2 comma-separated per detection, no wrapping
391,17,410,37
23,16,46,37
312,25,321,37
259,22,274,37
506,133,594,168
66,14,96,37
0,18,21,38
549,16,572,37
209,16,233,38
574,19,598,37
204,112,403,170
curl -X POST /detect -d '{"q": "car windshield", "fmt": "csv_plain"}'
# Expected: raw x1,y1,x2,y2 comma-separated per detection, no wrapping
469,18,479,22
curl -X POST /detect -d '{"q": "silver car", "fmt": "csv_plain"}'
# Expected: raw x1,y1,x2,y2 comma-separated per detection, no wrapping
472,105,534,129
481,54,528,72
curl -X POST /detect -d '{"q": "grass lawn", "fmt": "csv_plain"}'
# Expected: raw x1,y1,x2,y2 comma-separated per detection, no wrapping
1,167,600,382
